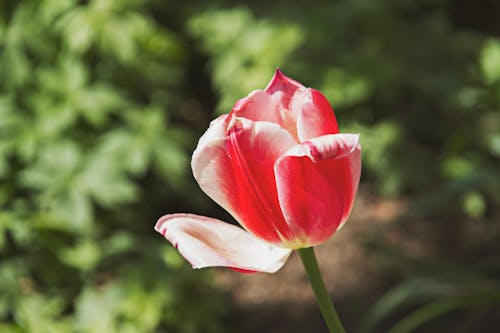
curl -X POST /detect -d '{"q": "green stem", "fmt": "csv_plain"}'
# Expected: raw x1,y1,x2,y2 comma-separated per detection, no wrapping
298,247,346,333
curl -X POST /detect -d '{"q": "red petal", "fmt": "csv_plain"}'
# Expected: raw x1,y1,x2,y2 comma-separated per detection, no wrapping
192,117,297,244
225,118,297,243
264,69,304,109
293,89,339,141
274,134,361,247
155,214,292,273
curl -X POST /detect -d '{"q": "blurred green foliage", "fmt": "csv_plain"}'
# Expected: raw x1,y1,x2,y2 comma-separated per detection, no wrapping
1,0,499,332
0,0,226,332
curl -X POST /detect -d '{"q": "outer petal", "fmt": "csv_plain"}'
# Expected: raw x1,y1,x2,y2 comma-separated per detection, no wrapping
155,214,292,273
195,114,229,150
291,88,339,141
274,134,361,248
192,117,297,244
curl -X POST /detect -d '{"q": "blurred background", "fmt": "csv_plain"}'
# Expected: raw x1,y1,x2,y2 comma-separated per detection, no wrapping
1,0,499,332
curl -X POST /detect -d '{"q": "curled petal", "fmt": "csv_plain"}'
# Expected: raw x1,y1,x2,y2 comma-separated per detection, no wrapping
231,90,279,123
231,90,297,137
274,134,361,247
265,69,304,109
155,214,292,273
291,88,339,141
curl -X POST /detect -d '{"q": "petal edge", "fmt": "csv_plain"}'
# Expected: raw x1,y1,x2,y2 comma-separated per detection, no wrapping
274,134,362,246
155,214,292,273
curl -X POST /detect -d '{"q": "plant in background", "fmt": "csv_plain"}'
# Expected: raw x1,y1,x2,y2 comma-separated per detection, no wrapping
2,0,499,331
156,70,361,332
0,1,228,332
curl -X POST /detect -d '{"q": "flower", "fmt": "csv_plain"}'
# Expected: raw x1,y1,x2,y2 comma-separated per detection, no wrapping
155,70,361,273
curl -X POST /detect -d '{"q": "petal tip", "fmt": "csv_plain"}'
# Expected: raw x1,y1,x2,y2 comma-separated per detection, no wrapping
154,213,189,235
154,214,292,273
154,215,168,234
265,69,303,94
349,133,362,151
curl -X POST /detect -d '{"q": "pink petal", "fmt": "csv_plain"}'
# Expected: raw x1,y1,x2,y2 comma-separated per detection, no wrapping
191,113,236,220
264,69,304,109
195,114,230,149
155,214,292,273
231,90,279,122
191,121,236,217
291,88,339,141
191,117,297,244
263,70,339,142
231,90,297,138
274,134,361,247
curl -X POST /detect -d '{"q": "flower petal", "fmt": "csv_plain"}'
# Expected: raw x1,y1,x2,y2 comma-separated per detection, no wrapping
192,117,297,244
191,113,237,221
191,129,236,218
231,90,279,122
264,69,304,109
231,90,297,137
224,118,298,243
274,134,361,247
155,214,292,273
291,88,339,141
195,114,229,149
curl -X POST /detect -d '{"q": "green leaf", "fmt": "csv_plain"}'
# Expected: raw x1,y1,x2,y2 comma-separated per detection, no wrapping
0,46,31,89
75,285,121,333
462,191,486,219
56,8,94,53
117,281,166,331
388,289,500,333
358,278,452,333
77,150,137,207
321,68,373,108
154,142,188,188
59,239,101,271
75,84,125,127
481,38,500,85
14,294,71,333
189,8,304,112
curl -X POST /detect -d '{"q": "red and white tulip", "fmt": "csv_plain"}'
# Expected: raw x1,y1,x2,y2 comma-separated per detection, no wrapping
155,70,361,273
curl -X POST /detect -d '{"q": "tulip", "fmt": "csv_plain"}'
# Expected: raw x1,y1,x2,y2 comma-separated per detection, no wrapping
156,70,361,332
155,69,361,274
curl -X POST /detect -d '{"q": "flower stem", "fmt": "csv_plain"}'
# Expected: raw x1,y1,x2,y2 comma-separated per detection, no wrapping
298,247,346,333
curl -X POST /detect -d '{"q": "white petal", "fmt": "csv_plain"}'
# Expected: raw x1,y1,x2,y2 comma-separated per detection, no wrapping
155,214,292,273
194,114,229,151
